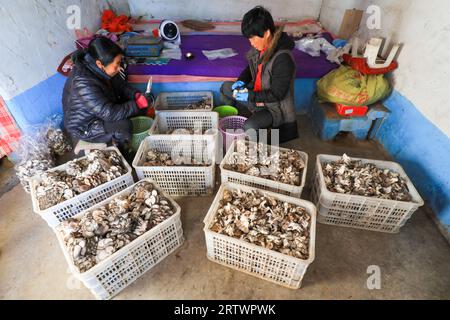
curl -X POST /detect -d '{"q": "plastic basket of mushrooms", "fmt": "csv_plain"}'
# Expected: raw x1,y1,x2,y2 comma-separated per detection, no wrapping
55,179,183,300
30,147,134,228
148,110,220,160
155,91,214,113
203,182,316,289
311,154,424,233
132,134,216,196
149,110,219,135
220,140,308,198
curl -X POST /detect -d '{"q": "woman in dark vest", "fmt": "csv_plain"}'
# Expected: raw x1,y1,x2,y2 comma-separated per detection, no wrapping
220,6,298,143
62,37,150,153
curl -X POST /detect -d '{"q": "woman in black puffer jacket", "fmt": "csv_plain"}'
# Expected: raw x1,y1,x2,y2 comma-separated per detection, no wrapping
62,37,149,152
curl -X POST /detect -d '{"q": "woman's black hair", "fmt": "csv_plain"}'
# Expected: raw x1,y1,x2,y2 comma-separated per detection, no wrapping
72,36,124,66
241,6,276,38
87,37,124,66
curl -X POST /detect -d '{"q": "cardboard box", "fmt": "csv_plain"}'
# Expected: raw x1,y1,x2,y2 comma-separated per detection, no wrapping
338,9,364,39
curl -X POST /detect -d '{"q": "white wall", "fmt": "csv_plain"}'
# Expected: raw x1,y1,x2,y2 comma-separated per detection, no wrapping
320,0,450,137
129,0,322,21
0,0,322,101
0,0,129,100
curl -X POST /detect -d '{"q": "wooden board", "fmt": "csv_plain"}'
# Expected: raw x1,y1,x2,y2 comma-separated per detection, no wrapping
181,20,215,31
338,9,364,39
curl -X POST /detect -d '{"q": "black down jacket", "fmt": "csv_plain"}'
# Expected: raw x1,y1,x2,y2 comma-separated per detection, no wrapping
62,52,140,141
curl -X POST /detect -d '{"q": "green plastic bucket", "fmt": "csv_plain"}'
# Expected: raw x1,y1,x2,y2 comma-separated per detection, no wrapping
213,105,238,118
130,116,153,152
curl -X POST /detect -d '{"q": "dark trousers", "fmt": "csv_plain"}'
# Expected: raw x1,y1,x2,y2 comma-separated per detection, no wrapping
71,119,132,154
94,119,132,148
220,81,298,143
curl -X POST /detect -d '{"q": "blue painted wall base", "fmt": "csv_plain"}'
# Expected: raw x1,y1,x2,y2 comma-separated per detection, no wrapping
5,75,319,131
130,78,319,115
375,91,450,232
6,73,66,132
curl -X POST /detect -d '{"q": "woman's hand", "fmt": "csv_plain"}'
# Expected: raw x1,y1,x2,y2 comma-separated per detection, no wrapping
134,93,148,109
235,91,249,102
231,80,245,90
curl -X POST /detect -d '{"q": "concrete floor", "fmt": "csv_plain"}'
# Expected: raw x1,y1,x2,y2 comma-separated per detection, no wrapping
1,115,449,300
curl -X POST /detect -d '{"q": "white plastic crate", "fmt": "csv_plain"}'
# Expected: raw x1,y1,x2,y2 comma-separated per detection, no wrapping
203,182,316,289
30,147,134,229
311,154,424,233
56,179,184,300
220,140,308,198
133,135,216,196
149,110,218,135
155,91,214,113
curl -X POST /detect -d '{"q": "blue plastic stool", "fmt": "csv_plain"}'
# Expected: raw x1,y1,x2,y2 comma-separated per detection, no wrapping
309,96,390,141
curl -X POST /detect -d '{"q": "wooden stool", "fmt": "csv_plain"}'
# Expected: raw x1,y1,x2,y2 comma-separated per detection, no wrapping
310,95,390,141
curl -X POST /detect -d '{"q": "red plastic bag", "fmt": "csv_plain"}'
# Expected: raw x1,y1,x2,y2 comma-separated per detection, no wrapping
101,10,132,33
102,10,115,24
